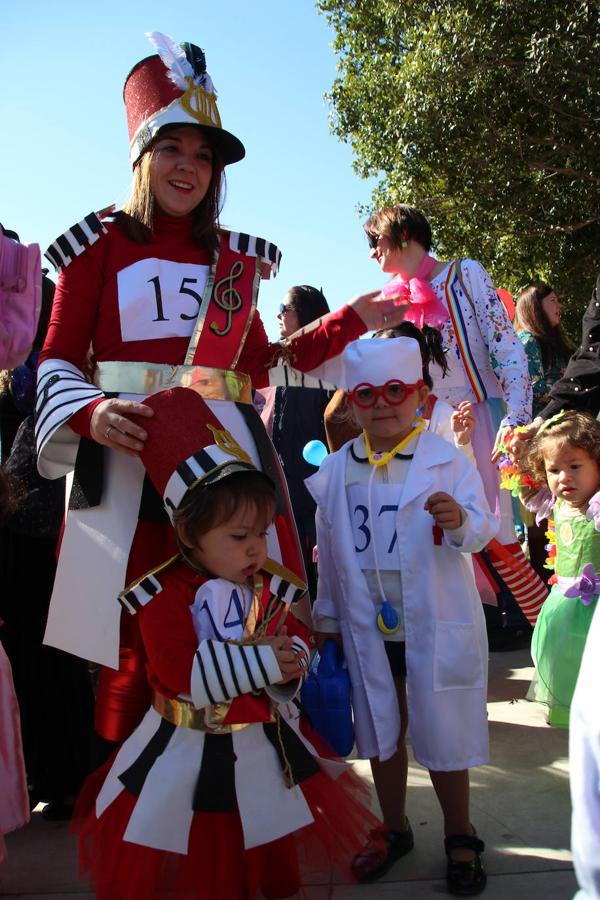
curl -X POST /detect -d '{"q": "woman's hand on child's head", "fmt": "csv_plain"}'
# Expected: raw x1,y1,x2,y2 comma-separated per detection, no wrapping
451,401,475,445
424,492,464,530
348,290,407,331
90,398,154,457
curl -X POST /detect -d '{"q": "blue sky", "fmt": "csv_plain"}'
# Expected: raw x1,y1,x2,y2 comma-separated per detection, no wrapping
1,1,382,341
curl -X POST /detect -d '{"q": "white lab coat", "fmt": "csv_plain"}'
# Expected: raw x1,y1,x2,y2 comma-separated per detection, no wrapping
570,601,600,899
306,430,499,769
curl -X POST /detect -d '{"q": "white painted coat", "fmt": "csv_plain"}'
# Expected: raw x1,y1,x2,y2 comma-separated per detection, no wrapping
306,430,499,770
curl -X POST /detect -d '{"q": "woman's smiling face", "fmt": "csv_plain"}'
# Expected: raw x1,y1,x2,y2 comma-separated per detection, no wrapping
150,126,213,217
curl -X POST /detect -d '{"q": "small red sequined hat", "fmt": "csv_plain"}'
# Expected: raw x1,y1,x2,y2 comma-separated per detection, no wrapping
139,386,266,524
123,31,245,167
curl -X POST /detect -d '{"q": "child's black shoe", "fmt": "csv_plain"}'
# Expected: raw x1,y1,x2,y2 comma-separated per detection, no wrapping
444,832,487,895
351,820,414,883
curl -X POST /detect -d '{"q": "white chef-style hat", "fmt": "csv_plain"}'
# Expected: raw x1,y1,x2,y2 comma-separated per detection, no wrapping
342,337,423,390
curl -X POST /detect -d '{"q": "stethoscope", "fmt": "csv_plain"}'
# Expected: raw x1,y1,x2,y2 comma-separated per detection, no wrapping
362,419,426,635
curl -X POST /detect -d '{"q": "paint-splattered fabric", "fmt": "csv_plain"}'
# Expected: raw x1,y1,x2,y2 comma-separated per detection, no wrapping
429,259,532,427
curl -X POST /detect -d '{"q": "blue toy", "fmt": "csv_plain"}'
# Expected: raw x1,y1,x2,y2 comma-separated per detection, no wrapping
300,638,354,757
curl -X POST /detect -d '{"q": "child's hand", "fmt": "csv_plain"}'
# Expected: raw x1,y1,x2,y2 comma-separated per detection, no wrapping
451,401,475,445
424,492,464,530
315,631,342,653
261,628,305,683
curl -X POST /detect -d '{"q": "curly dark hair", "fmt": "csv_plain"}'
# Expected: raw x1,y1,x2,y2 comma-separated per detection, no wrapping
521,411,600,487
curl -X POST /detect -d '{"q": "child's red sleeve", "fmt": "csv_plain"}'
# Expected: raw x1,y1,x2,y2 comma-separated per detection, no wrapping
138,586,198,697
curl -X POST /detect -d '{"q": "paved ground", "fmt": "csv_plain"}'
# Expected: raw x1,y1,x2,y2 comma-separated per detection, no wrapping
0,647,577,899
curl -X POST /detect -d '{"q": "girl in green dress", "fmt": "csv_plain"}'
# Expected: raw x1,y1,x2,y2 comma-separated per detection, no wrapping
521,411,600,727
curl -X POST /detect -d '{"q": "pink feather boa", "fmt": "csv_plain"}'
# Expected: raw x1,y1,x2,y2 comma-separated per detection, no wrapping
381,254,449,329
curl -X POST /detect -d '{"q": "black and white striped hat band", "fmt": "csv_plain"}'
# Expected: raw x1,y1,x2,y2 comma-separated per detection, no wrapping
163,449,257,519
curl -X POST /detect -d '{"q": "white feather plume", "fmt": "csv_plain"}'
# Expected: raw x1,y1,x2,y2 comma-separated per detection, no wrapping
146,31,195,91
200,73,217,96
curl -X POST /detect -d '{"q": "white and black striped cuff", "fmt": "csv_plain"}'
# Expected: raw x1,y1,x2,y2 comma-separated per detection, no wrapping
45,212,108,271
163,447,253,522
119,574,162,615
35,359,104,476
228,231,281,277
191,640,282,709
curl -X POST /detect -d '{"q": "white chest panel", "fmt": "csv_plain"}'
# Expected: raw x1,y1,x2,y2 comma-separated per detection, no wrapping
190,578,252,643
346,482,403,572
117,258,209,342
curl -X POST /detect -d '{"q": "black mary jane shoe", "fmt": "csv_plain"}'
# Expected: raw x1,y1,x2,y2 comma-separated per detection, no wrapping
444,832,487,896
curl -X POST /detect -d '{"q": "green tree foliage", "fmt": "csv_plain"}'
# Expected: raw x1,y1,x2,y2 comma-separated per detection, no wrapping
318,0,600,335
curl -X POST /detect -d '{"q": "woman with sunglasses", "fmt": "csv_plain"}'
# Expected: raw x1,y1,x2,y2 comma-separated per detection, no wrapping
364,205,546,644
268,286,331,600
307,336,498,896
35,33,404,752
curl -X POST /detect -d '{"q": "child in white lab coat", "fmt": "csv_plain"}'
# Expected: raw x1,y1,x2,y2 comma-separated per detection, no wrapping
307,337,498,896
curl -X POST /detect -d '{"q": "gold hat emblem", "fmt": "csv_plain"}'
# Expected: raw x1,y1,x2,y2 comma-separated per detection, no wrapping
180,77,221,128
207,424,252,465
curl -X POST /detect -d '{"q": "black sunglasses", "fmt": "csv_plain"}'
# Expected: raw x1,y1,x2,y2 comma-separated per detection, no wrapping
278,303,296,314
366,232,380,250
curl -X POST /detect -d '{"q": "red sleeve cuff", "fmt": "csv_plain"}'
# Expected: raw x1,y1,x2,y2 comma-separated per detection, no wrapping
68,398,105,439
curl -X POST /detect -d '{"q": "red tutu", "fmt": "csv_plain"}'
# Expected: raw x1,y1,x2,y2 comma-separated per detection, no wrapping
73,736,380,900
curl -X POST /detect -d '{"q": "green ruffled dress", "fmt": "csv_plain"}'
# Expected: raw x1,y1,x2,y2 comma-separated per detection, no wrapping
531,499,599,727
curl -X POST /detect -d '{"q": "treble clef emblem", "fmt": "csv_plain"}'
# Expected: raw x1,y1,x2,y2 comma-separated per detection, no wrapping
210,260,244,336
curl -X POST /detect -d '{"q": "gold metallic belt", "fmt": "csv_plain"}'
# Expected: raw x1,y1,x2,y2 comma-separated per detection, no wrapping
152,692,262,733
93,361,252,403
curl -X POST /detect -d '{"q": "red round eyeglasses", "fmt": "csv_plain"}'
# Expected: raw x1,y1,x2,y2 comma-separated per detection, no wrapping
347,379,424,409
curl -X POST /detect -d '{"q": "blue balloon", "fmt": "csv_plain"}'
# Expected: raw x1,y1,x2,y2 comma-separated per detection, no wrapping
302,439,328,467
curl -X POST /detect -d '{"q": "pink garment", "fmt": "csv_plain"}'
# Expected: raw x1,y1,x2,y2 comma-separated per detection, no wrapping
381,253,449,329
256,386,277,436
0,643,29,862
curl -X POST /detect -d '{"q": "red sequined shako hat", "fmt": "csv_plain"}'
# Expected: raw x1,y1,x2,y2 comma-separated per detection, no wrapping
123,31,245,167
138,386,270,524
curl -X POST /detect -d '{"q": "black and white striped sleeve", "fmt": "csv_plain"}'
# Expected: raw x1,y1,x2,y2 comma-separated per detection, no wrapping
190,640,283,710
35,358,105,478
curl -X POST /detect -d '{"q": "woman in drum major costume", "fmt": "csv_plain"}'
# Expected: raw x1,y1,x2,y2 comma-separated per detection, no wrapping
36,32,400,747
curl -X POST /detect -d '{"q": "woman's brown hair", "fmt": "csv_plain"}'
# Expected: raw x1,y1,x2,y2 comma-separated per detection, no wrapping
364,205,433,251
513,283,574,369
114,125,225,256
